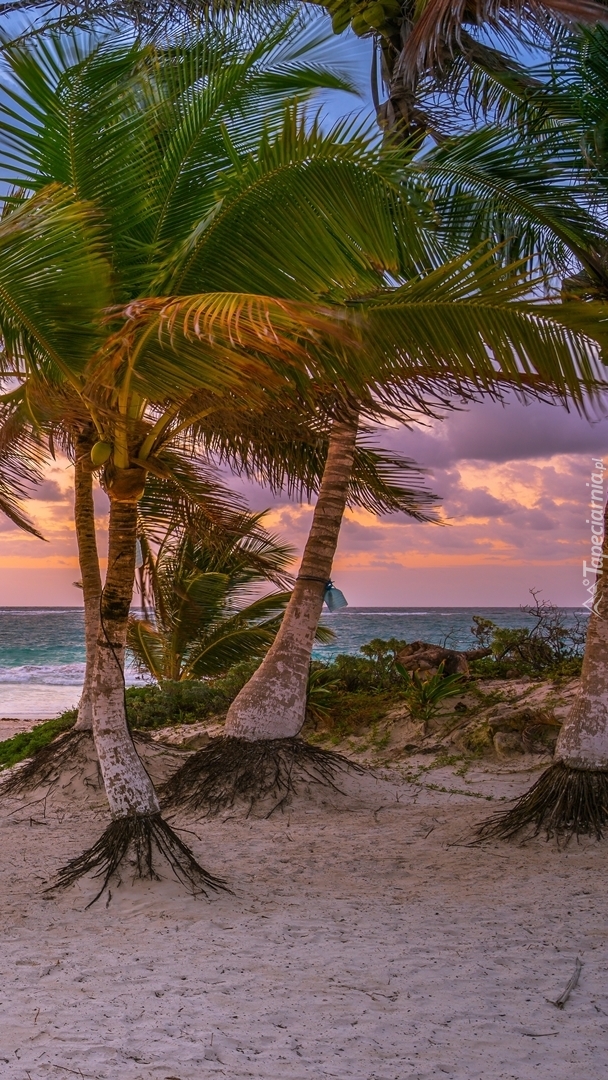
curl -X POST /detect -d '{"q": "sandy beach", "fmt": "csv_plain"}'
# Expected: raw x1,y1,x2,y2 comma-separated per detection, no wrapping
0,756,606,1080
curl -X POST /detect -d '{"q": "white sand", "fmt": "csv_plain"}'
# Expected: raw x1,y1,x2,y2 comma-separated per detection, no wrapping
0,686,80,722
0,763,607,1080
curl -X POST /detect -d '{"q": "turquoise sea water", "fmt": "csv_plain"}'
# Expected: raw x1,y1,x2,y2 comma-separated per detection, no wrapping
0,605,587,718
0,603,589,677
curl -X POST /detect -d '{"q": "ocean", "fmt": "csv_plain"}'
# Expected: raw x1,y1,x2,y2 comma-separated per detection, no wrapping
0,606,588,720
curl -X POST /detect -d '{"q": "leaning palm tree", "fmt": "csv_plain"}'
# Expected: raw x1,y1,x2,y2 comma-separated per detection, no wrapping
0,24,437,819
0,24,366,897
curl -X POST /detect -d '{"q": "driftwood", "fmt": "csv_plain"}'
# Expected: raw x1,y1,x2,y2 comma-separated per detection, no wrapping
397,641,491,677
548,957,583,1009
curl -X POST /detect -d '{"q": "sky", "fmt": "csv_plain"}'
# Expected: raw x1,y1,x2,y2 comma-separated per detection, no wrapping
0,16,604,610
1,396,605,608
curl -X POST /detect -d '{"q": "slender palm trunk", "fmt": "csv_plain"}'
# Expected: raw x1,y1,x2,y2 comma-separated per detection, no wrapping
225,409,359,741
555,493,608,768
91,480,159,817
478,483,608,840
74,434,102,732
52,470,225,901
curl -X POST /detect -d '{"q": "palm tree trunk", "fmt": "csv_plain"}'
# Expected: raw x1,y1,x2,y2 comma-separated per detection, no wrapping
73,432,102,732
91,480,159,817
224,408,359,741
478,484,608,840
555,493,608,769
51,469,225,902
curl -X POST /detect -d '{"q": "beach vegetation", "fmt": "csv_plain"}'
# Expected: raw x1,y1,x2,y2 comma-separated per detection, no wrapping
1,9,607,862
0,19,446,888
0,20,377,895
127,513,298,684
0,713,76,772
468,597,586,680
396,661,466,727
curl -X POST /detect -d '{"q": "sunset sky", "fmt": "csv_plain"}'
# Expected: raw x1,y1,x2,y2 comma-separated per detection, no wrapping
1,396,605,608
0,24,604,610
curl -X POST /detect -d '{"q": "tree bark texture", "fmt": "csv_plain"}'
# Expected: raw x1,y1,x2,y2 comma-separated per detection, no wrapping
91,479,160,817
225,410,359,740
73,433,102,731
555,490,608,769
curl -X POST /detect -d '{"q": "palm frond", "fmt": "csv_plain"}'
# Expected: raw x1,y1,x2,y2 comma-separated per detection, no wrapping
349,444,438,519
95,291,356,404
129,512,296,681
161,108,441,300
402,0,608,84
0,392,48,538
415,127,605,277
127,617,167,681
354,248,607,406
0,185,110,380
137,449,245,542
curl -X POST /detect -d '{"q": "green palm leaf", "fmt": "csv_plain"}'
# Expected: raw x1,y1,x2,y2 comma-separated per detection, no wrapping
0,185,110,381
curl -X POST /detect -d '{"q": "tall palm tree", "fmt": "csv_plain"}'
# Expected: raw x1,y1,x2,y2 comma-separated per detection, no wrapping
417,24,608,840
1,26,605,891
158,130,608,816
0,25,368,897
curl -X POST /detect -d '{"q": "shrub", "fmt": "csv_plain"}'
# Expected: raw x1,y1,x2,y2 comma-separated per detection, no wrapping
470,592,586,678
396,661,465,726
126,660,260,729
0,712,76,771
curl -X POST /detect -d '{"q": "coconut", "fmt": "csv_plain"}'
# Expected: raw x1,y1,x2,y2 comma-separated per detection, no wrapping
90,441,113,467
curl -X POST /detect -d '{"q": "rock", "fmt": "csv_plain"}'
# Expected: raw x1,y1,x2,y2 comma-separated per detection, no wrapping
493,731,524,757
397,641,470,677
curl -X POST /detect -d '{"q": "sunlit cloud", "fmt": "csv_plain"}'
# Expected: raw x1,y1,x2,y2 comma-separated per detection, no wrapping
0,397,605,605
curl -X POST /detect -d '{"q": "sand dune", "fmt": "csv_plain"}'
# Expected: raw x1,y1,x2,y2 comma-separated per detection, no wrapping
0,761,606,1080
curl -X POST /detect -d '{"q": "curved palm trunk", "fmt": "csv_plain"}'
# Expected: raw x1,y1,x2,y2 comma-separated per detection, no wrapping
91,481,159,817
225,409,359,741
73,433,102,732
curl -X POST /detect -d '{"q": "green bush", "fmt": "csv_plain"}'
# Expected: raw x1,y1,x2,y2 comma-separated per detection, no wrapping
469,653,583,680
396,661,465,725
126,660,260,729
313,637,408,695
0,712,76,771
470,595,586,678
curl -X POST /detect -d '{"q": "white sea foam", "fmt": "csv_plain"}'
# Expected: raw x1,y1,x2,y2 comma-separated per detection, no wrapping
0,663,149,687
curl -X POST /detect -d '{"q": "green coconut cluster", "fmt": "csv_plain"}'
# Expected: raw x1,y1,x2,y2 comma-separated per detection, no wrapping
325,0,402,38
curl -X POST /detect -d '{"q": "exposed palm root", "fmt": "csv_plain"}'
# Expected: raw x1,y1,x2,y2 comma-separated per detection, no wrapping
0,730,93,797
47,812,229,907
477,762,608,843
161,735,365,817
1,729,188,803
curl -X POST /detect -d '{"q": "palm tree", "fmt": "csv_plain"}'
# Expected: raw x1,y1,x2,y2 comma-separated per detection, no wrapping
417,25,608,840
5,0,606,141
1,26,605,890
0,24,367,897
128,513,297,682
223,403,361,742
